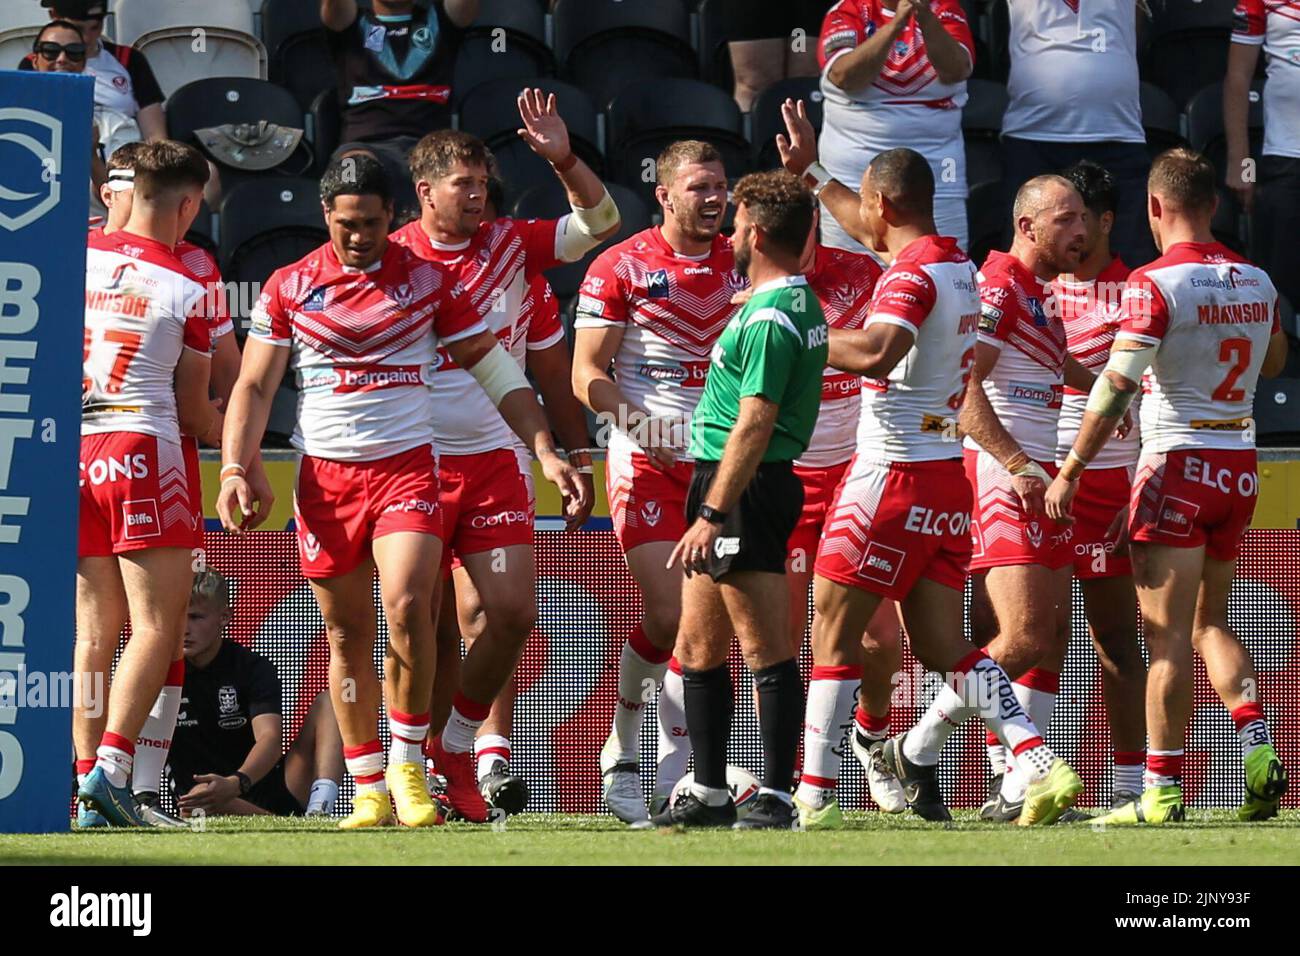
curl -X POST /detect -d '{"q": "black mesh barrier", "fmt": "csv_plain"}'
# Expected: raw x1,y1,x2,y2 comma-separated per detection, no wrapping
181,529,1300,815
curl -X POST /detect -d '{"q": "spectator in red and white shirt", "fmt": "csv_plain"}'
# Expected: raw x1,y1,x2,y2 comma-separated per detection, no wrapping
218,154,582,831
999,0,1156,266
1227,1,1300,311
815,0,975,251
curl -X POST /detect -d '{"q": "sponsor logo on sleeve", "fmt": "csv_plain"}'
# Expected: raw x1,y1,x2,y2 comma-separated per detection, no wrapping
576,293,605,317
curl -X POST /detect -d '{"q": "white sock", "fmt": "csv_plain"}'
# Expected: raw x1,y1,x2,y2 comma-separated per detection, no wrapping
1145,749,1183,788
654,661,690,799
795,665,858,808
690,782,731,807
95,743,133,789
306,778,339,814
986,731,1006,777
443,693,489,754
611,629,669,762
388,709,429,766
1114,752,1145,798
344,742,387,795
475,734,511,780
133,671,183,794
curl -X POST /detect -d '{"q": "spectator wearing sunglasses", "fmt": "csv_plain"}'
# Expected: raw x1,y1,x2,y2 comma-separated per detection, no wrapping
19,1,167,144
30,20,109,204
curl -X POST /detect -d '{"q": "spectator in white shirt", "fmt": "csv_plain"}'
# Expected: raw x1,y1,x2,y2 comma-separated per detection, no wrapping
1226,0,1300,311
999,0,1156,265
815,0,975,252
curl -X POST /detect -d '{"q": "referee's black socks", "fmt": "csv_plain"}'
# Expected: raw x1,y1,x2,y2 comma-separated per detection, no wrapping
754,658,803,795
682,663,732,791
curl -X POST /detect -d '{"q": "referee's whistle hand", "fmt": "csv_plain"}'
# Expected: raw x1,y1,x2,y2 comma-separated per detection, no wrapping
667,519,718,576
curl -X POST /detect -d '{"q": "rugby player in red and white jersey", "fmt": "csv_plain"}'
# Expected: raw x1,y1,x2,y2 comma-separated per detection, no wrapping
776,119,1083,828
95,143,249,826
1049,149,1290,825
1047,159,1148,809
573,140,744,824
791,220,916,812
218,155,582,829
76,141,222,827
909,173,1104,821
391,95,611,819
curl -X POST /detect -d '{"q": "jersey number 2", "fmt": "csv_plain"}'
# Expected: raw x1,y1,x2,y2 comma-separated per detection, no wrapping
1212,337,1252,403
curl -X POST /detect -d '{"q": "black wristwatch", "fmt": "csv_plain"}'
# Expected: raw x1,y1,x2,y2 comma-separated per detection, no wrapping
234,771,252,796
698,504,727,525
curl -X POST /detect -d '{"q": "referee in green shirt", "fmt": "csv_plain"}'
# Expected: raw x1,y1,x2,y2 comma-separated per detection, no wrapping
658,170,828,830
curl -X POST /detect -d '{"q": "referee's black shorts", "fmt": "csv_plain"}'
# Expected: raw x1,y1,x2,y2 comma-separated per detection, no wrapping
686,460,803,581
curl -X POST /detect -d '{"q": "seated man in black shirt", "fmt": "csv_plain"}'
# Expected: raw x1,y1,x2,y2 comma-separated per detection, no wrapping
170,571,344,818
322,0,480,217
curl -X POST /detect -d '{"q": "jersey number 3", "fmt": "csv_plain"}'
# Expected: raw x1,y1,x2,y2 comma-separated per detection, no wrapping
1212,337,1252,403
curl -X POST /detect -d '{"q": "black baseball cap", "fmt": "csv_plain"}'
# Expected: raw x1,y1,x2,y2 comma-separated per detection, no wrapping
41,1,109,19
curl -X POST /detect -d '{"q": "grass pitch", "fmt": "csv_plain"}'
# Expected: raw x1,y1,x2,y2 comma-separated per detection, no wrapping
1,810,1298,866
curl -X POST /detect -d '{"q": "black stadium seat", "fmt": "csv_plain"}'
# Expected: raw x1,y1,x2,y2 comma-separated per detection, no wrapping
553,0,697,109
1211,187,1246,253
963,79,1007,189
262,0,336,111
184,200,218,257
218,177,328,314
1186,80,1264,180
457,77,603,206
750,77,824,171
1139,81,1186,158
606,77,750,207
966,180,1005,267
1143,0,1237,109
166,77,315,193
509,182,651,299
695,0,735,92
453,0,556,107
1253,377,1300,446
309,87,342,175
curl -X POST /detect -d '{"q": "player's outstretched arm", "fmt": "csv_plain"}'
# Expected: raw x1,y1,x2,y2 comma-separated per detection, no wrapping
217,339,289,533
1047,343,1153,521
516,88,622,259
775,100,873,249
449,331,588,520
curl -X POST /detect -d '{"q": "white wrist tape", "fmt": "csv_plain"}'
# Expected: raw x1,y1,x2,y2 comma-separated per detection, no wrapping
469,344,531,406
1009,458,1052,485
569,188,619,238
805,161,832,188
1085,345,1155,417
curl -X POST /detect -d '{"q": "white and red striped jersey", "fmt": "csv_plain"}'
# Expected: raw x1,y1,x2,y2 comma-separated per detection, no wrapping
574,227,745,461
817,0,974,199
391,217,565,454
857,235,980,462
248,240,485,461
1002,0,1143,144
1116,241,1281,453
1054,255,1139,468
965,250,1067,463
798,245,883,467
176,240,235,344
83,229,212,445
1233,1,1300,159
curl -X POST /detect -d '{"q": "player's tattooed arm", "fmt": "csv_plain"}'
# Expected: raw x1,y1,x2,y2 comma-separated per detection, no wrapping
960,342,1050,514
775,100,874,249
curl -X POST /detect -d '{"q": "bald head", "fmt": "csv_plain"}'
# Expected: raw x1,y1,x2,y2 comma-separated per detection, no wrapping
1010,174,1087,277
1013,175,1076,223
